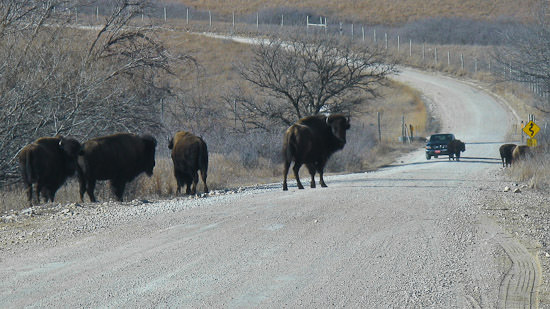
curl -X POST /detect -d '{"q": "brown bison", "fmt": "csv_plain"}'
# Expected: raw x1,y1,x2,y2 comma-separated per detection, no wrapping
282,114,350,191
447,139,466,161
499,143,517,167
168,131,209,195
17,136,81,205
512,145,530,163
77,133,157,202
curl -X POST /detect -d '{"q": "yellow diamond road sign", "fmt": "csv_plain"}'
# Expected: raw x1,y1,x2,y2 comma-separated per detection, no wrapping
523,120,540,138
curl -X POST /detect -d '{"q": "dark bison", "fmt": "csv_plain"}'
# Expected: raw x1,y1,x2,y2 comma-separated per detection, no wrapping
512,145,530,163
447,139,466,161
168,131,209,195
499,143,517,167
77,133,157,202
17,136,81,205
282,114,350,191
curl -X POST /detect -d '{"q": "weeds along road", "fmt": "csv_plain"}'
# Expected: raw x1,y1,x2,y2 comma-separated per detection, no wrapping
0,69,541,306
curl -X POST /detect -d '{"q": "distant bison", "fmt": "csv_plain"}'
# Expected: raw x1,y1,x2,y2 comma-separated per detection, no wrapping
17,136,81,205
447,139,466,161
499,143,517,167
282,114,350,191
512,145,530,163
77,133,157,202
168,131,209,195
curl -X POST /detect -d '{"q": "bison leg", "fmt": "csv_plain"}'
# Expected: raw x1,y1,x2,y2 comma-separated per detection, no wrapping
175,172,183,195
78,176,87,202
282,160,291,191
315,161,327,188
200,168,209,193
35,182,43,204
25,183,33,206
456,153,460,161
191,171,199,195
86,179,97,202
306,163,316,188
111,179,126,202
293,162,304,190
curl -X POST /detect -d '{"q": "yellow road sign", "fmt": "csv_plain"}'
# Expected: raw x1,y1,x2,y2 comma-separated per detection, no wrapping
522,120,540,138
527,138,537,147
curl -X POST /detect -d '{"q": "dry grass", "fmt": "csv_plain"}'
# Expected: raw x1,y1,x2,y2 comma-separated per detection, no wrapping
508,146,550,191
160,0,535,24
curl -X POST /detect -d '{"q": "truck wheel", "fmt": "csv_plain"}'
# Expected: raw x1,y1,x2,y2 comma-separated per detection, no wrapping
426,154,431,160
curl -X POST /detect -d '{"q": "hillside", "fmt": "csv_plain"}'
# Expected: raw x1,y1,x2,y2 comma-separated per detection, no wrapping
160,0,537,24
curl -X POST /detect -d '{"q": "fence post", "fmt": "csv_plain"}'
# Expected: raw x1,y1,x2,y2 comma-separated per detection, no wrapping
401,115,405,144
281,14,284,27
351,24,354,40
385,33,388,49
434,47,438,64
377,112,382,142
75,7,78,24
397,35,400,53
373,29,376,43
409,39,412,57
164,7,167,22
460,54,464,70
362,26,365,41
447,51,450,66
422,43,425,61
474,58,478,73
96,6,99,22
209,11,212,27
256,12,259,29
186,8,189,24
232,11,235,29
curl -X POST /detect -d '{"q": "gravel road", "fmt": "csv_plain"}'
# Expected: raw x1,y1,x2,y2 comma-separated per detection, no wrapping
1,67,546,308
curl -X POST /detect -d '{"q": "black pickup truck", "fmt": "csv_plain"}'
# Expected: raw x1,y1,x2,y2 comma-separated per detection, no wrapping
425,133,455,160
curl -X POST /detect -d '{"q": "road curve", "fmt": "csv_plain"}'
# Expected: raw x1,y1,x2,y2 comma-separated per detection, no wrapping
0,68,541,306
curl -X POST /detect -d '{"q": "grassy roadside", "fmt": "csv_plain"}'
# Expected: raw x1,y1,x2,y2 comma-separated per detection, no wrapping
0,32,428,214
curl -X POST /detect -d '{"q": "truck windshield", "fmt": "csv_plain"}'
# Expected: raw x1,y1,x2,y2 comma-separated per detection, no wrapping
430,134,453,142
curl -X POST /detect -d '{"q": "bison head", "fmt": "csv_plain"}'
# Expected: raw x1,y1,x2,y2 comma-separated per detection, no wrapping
327,114,351,144
141,135,157,176
58,136,82,176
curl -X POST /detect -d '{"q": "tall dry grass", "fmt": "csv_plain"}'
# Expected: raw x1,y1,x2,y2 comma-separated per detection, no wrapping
508,145,550,191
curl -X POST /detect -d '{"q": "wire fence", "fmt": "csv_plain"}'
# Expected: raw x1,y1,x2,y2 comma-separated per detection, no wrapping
55,3,550,140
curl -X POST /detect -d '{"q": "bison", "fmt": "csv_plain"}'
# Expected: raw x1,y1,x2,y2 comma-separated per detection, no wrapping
17,136,81,205
168,131,209,195
282,114,350,191
499,143,517,167
512,145,530,164
447,139,466,161
77,133,157,202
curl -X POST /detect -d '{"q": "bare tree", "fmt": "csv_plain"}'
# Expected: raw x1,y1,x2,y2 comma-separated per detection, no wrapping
232,34,398,129
494,1,550,111
0,0,181,184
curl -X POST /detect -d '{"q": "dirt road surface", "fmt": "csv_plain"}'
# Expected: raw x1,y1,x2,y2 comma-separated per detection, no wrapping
0,68,542,307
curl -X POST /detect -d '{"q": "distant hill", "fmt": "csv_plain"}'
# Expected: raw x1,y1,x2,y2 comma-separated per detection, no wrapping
159,0,537,24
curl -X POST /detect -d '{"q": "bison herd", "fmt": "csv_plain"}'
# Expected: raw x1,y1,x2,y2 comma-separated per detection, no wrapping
15,112,536,205
17,113,351,205
499,143,531,167
18,131,208,205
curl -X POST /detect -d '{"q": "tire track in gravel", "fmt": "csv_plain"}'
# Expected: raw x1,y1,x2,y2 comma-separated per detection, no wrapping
481,216,541,308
